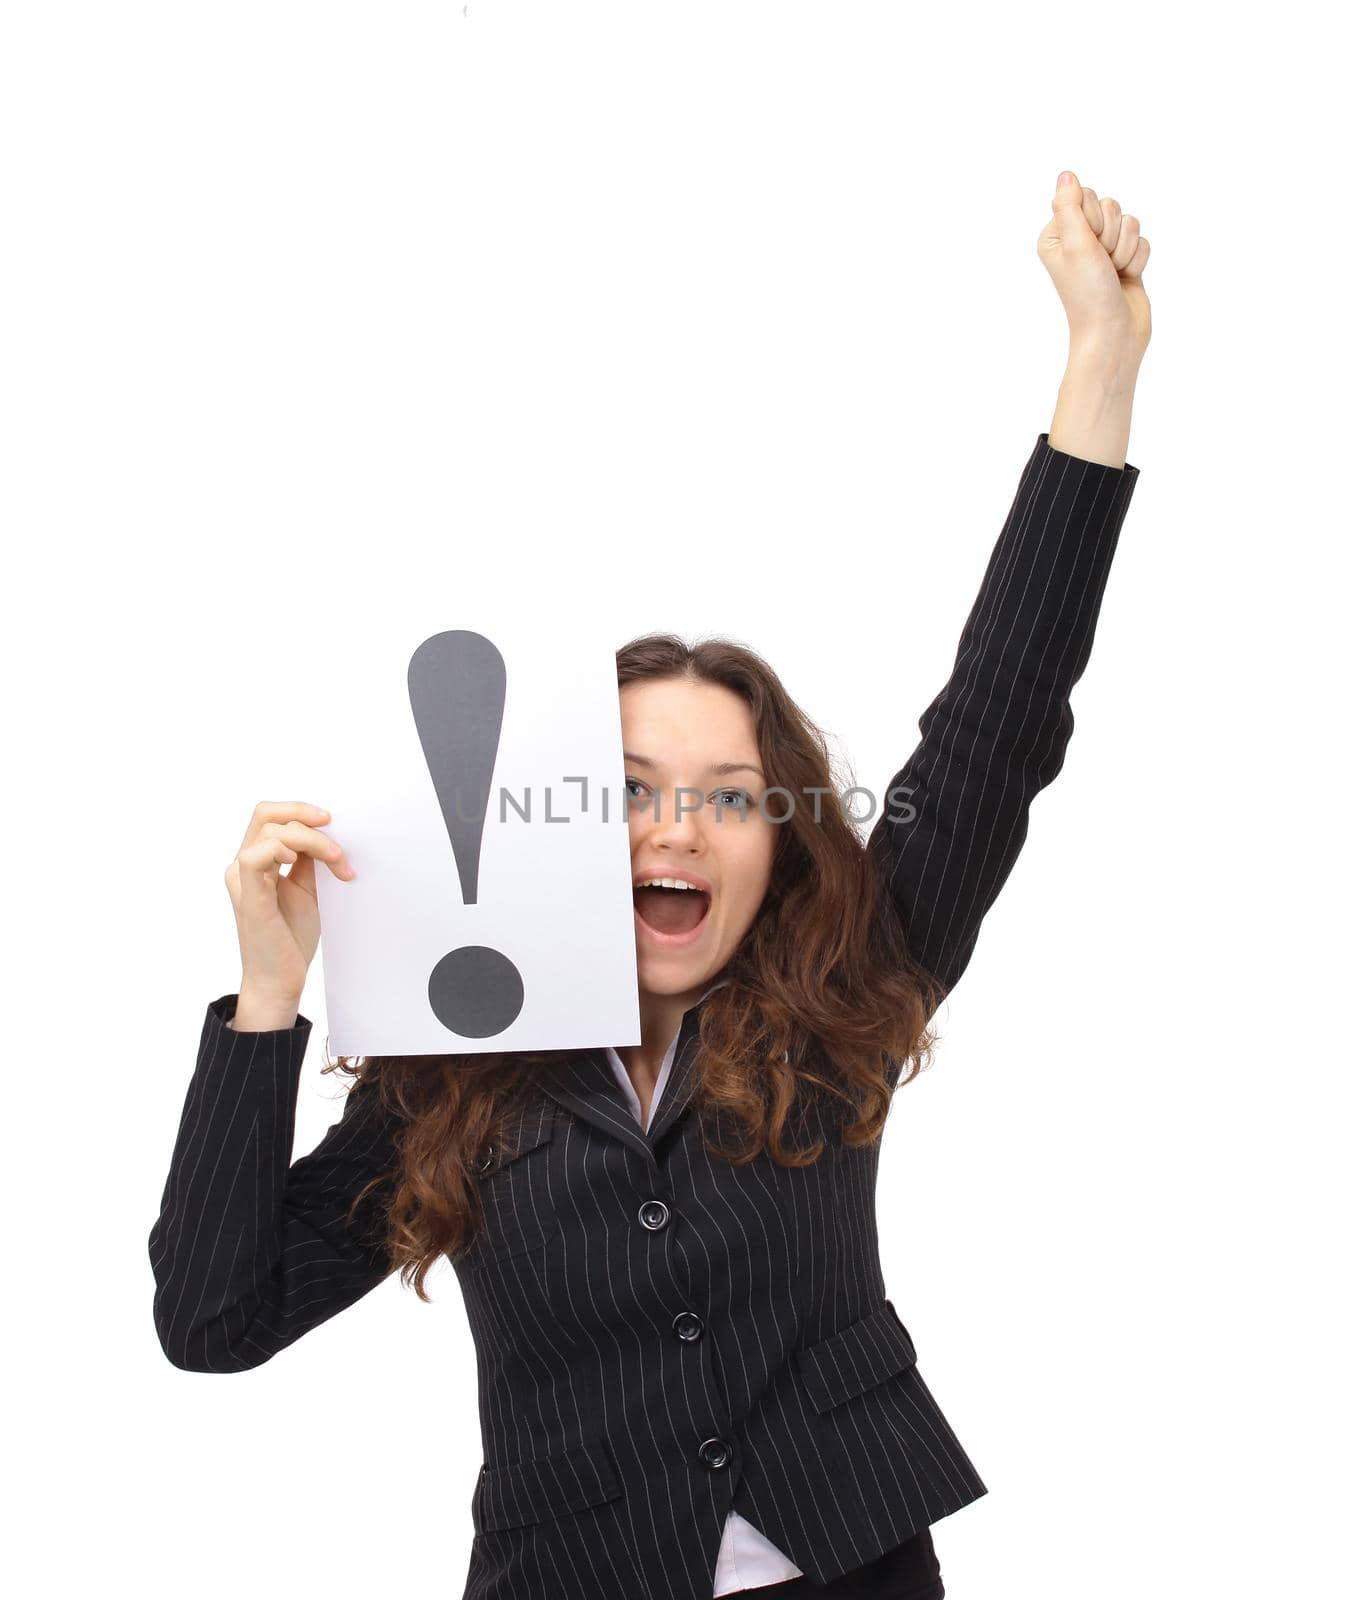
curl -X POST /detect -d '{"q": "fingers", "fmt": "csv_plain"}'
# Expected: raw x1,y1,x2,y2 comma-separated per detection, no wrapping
1111,212,1143,274
1049,171,1092,248
236,837,299,873
1082,183,1145,269
226,805,355,914
1073,181,1122,251
1091,195,1119,253
257,818,355,880
1062,173,1150,277
238,800,332,854
226,834,302,915
1122,235,1151,279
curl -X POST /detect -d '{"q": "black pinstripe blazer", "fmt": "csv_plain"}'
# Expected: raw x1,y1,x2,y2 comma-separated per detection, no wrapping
149,432,1139,1600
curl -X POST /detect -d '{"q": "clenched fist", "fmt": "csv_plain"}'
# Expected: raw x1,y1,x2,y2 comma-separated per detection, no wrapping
1038,170,1152,367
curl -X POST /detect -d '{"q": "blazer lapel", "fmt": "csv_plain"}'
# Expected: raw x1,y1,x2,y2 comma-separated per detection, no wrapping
539,993,714,1163
540,1048,656,1164
643,1004,703,1151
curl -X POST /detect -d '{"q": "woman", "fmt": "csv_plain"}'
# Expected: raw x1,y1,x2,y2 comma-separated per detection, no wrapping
149,170,1150,1600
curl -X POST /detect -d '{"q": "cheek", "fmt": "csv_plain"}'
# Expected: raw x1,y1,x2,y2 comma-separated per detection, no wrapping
722,824,776,916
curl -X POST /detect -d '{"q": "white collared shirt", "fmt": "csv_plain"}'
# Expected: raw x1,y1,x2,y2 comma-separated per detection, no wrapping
602,978,805,1596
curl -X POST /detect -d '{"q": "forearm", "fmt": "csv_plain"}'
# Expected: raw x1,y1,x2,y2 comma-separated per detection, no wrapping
869,430,1140,1001
1048,339,1141,470
148,995,398,1372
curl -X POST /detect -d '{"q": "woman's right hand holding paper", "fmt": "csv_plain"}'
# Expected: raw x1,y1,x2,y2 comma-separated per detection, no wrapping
223,800,355,1030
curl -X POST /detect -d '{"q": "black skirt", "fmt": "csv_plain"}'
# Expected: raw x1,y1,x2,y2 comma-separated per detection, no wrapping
725,1527,943,1599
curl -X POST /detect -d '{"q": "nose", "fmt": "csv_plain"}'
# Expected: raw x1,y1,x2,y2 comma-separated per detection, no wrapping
638,783,708,851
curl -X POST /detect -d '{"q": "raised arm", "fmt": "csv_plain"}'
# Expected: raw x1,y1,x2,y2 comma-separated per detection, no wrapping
866,169,1151,1008
148,994,400,1372
867,432,1139,1004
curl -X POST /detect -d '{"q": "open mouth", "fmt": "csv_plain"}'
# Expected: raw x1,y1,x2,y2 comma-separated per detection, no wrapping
633,883,712,942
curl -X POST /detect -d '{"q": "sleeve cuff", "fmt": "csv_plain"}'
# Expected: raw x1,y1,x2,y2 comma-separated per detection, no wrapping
1036,430,1140,479
207,992,313,1044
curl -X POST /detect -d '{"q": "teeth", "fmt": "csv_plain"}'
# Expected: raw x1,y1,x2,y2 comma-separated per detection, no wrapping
637,877,704,892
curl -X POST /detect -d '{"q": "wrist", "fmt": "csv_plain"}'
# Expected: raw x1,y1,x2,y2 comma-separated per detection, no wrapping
1064,334,1144,395
1049,358,1137,470
233,980,303,1031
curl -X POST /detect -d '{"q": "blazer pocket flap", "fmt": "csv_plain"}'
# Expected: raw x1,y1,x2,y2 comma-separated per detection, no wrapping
794,1298,918,1413
476,1103,557,1175
471,1105,561,1265
476,1439,622,1532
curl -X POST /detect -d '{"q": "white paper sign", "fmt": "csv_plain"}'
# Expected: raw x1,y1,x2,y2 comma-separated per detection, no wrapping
312,626,641,1056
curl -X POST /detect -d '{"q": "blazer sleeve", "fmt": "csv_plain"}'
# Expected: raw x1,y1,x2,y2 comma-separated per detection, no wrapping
866,432,1140,1007
147,993,401,1373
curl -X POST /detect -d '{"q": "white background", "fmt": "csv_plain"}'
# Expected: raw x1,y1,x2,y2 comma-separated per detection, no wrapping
5,3,1359,1597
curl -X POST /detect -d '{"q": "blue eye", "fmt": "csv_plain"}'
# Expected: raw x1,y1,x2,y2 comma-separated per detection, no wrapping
715,789,752,810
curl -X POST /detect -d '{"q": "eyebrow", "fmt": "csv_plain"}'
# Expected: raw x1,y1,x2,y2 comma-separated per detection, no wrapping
623,751,765,780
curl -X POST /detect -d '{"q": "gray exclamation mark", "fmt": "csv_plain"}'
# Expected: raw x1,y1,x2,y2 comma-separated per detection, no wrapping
408,630,525,1037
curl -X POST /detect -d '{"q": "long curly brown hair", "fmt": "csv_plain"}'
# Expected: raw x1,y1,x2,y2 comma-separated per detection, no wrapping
328,633,945,1302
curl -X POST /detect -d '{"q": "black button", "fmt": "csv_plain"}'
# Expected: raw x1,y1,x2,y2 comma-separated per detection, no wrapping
638,1199,671,1231
698,1437,733,1470
672,1310,704,1342
474,1144,496,1175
